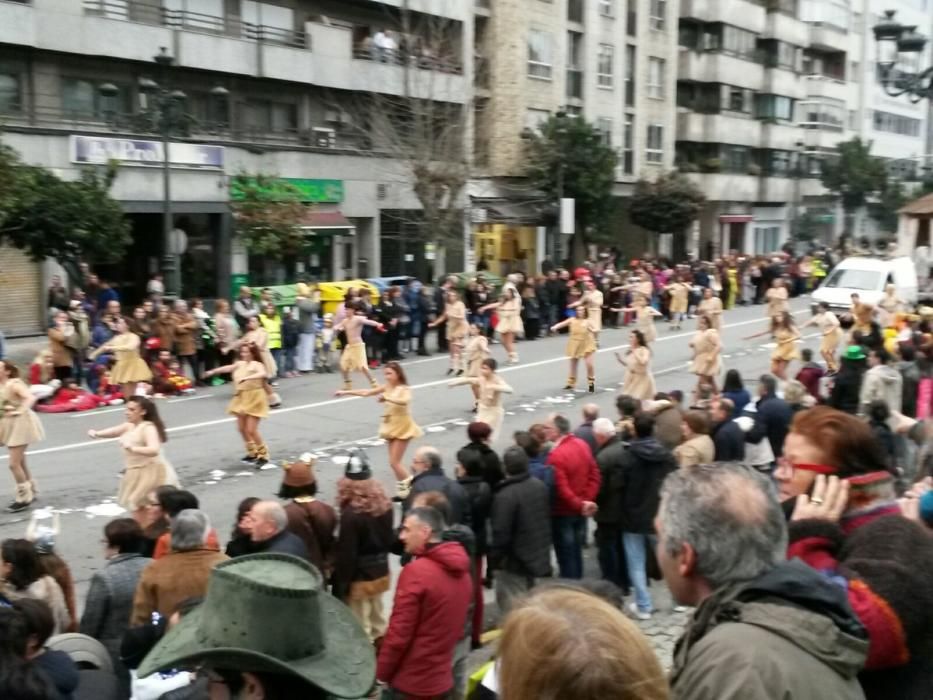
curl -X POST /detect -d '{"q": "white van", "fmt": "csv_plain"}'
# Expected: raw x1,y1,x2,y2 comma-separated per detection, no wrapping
811,256,918,310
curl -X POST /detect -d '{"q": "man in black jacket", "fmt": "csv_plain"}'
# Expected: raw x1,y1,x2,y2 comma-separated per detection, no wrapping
592,418,630,594
404,446,470,526
711,397,745,462
619,414,677,620
745,374,792,462
489,446,552,614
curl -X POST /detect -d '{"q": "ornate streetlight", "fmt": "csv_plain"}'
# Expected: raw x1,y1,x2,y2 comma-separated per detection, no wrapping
873,10,932,102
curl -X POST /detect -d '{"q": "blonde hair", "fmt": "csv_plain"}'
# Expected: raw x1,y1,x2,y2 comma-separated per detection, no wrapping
498,588,669,700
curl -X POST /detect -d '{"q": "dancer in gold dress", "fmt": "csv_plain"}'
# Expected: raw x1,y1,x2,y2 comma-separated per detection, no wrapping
615,330,656,400
204,343,271,467
87,395,179,522
551,305,598,392
0,361,44,512
335,300,385,389
689,315,722,396
765,279,789,319
462,324,491,411
336,361,421,497
449,358,513,440
801,302,842,373
746,311,800,380
696,287,723,332
624,295,662,345
89,317,152,398
429,290,469,375
480,284,524,364
665,275,691,330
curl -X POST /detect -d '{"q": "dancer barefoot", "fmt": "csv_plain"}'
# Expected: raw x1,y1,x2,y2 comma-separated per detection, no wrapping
801,302,843,373
335,361,421,498
87,396,178,523
0,361,45,512
204,343,271,467
551,305,598,392
665,275,691,330
335,300,385,389
429,290,469,376
89,317,152,398
746,311,800,380
615,330,656,401
689,315,722,397
480,284,523,364
624,295,662,345
696,287,723,332
449,358,513,440
461,324,491,410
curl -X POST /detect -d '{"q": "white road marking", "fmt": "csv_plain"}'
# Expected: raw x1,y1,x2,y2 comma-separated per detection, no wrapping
1,313,804,461
168,393,214,403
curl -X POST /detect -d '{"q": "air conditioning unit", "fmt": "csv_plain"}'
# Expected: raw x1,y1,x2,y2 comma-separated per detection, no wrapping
312,127,336,148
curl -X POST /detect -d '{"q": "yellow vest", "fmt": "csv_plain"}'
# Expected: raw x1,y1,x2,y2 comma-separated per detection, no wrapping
259,314,282,349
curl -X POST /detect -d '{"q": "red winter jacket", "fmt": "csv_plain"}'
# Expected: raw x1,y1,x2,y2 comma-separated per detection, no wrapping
546,434,602,516
377,541,472,696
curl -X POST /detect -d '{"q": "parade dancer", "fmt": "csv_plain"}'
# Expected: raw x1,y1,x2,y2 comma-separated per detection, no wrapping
480,284,523,364
551,305,598,392
615,330,656,401
87,395,179,522
335,300,385,390
689,314,722,396
696,287,724,332
336,361,421,499
765,278,789,319
0,361,44,512
462,324,491,410
204,343,271,468
801,302,843,374
877,283,906,329
568,278,604,342
449,358,513,440
89,317,152,398
665,275,691,330
429,290,469,376
746,311,800,380
624,295,662,345
237,316,281,407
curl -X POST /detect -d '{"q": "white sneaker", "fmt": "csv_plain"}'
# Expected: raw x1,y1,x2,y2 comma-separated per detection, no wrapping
673,605,689,613
628,602,651,621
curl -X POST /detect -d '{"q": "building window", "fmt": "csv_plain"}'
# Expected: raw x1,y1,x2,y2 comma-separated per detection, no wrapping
872,110,921,137
525,108,550,132
528,30,554,79
597,117,613,146
649,0,666,31
242,100,298,133
567,0,583,23
723,145,749,173
0,74,20,113
598,0,614,17
646,124,663,163
754,94,794,121
646,57,665,99
627,2,637,35
625,44,636,107
725,86,749,113
62,77,130,119
597,44,614,88
754,226,781,254
622,114,634,174
798,99,844,131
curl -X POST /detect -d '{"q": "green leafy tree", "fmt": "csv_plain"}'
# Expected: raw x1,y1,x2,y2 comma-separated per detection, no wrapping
229,173,309,259
0,141,19,226
0,147,131,282
628,171,706,242
524,114,618,247
820,137,887,235
869,179,906,234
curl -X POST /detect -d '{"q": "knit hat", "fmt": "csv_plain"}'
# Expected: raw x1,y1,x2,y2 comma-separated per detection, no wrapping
843,345,866,361
344,448,372,481
282,453,317,488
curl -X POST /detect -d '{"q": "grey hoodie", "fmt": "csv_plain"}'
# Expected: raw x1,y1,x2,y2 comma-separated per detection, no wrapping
859,364,903,417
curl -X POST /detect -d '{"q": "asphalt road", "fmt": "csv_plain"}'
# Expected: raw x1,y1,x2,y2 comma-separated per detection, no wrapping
0,297,817,603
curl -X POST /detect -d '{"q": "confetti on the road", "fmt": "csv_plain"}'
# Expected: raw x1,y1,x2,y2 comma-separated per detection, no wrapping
524,407,535,412
426,425,447,433
259,463,277,471
84,503,126,518
331,455,351,465
762,343,777,349
209,470,226,479
452,420,470,426
234,471,254,477
203,480,218,485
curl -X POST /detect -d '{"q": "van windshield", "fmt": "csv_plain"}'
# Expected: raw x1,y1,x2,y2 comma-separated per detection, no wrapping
822,268,882,291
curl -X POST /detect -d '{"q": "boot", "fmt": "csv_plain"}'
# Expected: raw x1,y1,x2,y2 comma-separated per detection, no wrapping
254,443,270,469
508,352,519,365
369,376,378,388
241,441,257,465
7,482,33,513
343,379,352,390
587,377,596,393
28,479,38,499
564,376,576,391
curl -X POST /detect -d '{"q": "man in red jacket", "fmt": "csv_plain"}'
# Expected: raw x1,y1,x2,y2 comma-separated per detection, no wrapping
544,413,601,579
377,506,472,699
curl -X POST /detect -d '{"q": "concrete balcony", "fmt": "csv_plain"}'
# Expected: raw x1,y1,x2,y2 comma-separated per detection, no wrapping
801,127,847,151
372,0,468,20
764,11,808,47
761,122,802,151
763,67,806,99
680,0,765,33
758,176,794,203
800,177,828,198
0,0,37,47
808,23,848,54
803,75,849,103
678,51,764,91
677,112,762,148
686,173,759,202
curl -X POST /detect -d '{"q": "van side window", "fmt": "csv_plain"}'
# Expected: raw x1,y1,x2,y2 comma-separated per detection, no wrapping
887,273,895,285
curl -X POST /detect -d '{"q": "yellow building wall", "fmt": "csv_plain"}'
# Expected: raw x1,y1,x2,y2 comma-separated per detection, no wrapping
473,224,539,277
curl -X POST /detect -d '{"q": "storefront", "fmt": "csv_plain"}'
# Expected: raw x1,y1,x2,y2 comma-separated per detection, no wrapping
473,223,540,277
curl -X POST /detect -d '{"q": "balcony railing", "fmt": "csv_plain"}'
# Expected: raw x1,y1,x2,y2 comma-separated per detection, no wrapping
352,46,463,74
82,0,308,49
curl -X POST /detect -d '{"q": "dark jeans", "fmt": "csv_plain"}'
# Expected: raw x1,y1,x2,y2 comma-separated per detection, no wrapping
551,515,586,579
595,524,630,592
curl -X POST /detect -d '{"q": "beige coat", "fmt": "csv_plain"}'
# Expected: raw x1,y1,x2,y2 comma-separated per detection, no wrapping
674,435,715,468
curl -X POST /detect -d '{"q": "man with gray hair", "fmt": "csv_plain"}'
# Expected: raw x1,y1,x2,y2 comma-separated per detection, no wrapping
405,446,469,525
591,417,630,593
130,509,228,624
573,403,601,455
658,463,868,700
245,500,310,561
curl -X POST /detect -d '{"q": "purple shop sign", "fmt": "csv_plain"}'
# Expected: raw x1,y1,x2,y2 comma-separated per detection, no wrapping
70,135,224,169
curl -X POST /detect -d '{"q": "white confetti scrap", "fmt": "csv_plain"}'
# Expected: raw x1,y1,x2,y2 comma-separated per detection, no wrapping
426,426,447,433
331,455,351,465
203,480,217,485
84,503,126,518
209,470,226,478
234,471,255,477
259,463,278,471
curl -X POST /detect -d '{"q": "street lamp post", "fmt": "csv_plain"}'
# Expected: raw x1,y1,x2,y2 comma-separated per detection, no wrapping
873,10,933,102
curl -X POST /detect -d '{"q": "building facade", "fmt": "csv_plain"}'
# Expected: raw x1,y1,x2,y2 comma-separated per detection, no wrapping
0,0,470,333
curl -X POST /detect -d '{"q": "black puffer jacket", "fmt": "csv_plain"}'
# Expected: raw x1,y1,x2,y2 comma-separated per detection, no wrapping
594,436,626,527
489,473,552,578
619,437,677,533
458,475,492,555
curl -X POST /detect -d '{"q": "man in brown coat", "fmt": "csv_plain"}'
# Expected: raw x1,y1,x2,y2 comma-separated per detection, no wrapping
171,299,199,380
131,509,227,625
278,455,337,577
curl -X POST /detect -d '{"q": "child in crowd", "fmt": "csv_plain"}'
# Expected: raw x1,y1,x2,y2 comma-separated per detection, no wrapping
282,306,300,378
317,314,336,373
151,350,194,397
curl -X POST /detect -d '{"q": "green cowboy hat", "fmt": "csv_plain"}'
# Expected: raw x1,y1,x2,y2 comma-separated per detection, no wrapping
843,345,866,361
137,553,374,698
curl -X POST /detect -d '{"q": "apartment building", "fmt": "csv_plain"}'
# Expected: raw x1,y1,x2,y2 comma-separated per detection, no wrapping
675,0,931,259
470,0,680,274
0,0,470,333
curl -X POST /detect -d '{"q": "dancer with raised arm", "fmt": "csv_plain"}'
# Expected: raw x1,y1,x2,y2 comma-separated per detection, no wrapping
801,302,843,374
461,324,491,411
624,295,662,345
696,287,723,332
480,283,524,365
551,305,598,392
689,314,722,396
449,358,513,439
745,311,801,380
334,300,385,389
429,289,469,376
89,317,152,399
615,330,656,400
0,361,44,512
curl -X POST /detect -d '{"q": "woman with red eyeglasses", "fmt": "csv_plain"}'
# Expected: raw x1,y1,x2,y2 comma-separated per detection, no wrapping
778,405,933,699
